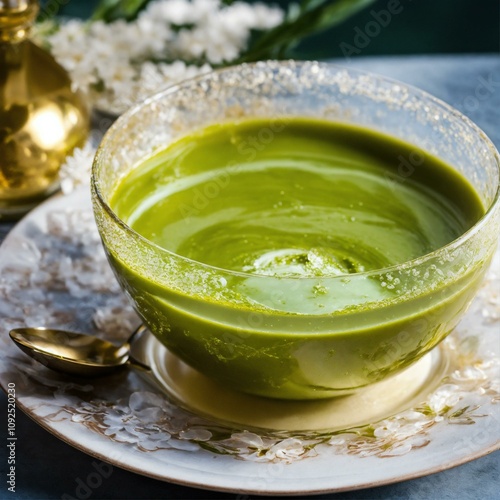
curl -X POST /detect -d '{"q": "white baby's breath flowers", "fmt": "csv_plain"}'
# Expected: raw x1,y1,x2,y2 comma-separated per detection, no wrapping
42,0,284,114
59,142,96,194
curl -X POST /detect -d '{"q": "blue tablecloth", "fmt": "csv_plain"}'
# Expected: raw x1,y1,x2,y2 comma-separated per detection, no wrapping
1,54,499,499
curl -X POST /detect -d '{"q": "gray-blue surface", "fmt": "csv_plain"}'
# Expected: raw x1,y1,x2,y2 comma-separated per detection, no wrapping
1,54,499,499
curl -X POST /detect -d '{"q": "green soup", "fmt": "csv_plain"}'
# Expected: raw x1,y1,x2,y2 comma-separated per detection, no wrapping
107,118,485,399
112,118,482,274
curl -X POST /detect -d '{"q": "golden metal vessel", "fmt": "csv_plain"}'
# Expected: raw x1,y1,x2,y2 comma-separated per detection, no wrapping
0,0,89,219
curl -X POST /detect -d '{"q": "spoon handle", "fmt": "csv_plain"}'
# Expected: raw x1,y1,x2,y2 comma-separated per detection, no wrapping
126,324,151,372
127,356,151,372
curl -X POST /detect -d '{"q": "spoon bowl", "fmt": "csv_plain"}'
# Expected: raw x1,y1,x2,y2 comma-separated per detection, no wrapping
9,326,150,377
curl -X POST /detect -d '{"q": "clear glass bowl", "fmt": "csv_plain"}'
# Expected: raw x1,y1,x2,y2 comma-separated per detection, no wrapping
92,61,500,400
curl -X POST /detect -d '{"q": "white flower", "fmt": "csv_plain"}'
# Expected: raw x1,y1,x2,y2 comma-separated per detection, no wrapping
67,59,100,92
190,0,222,23
230,431,265,449
42,0,285,113
142,0,198,25
49,18,87,46
249,3,285,30
174,27,207,60
265,438,308,462
136,17,173,55
58,142,96,194
428,385,461,413
179,428,213,441
95,60,136,93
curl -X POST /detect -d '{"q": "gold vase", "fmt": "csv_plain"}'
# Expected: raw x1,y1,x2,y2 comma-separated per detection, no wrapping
0,0,89,220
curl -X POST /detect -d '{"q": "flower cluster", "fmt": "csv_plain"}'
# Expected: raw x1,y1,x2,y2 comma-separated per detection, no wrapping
58,142,96,194
42,0,284,114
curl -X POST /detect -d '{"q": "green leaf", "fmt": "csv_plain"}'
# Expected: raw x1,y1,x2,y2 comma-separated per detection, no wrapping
238,0,376,63
92,0,152,22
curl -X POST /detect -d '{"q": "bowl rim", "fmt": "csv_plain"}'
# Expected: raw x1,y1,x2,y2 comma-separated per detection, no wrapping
91,60,500,282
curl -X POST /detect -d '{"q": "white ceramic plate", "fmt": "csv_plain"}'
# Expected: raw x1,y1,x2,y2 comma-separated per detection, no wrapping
0,189,499,495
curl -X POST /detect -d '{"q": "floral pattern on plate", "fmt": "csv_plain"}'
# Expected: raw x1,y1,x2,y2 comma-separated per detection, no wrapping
0,189,498,493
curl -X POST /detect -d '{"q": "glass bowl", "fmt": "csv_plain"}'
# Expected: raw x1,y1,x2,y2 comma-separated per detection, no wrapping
92,61,500,400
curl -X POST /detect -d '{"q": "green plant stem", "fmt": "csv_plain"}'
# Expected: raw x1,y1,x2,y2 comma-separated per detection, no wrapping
238,0,376,63
90,0,375,64
92,0,151,21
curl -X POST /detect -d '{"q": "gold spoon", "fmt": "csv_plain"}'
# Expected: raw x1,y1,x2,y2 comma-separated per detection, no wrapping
9,325,150,377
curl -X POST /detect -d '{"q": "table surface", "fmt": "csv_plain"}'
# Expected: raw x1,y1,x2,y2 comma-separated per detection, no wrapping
1,54,499,500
